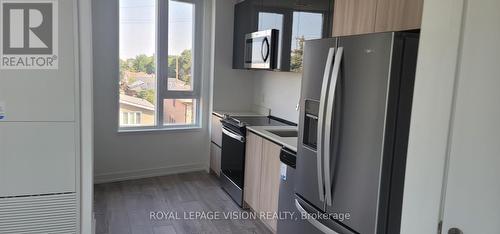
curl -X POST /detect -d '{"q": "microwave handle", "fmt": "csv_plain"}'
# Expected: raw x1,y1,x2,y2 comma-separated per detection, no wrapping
261,37,270,62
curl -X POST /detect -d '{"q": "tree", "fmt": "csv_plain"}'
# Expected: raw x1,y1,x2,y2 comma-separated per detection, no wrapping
168,56,177,78
290,36,305,73
178,49,192,83
137,90,155,104
167,49,192,84
119,59,132,81
131,54,155,74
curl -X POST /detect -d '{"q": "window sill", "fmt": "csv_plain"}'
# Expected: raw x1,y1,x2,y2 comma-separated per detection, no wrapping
118,125,202,134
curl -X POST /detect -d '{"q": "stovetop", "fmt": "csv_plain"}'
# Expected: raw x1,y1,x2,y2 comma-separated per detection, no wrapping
227,116,290,127
221,115,295,135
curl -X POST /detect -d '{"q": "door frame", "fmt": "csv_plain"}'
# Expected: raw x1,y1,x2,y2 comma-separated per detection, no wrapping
78,0,94,233
400,0,466,233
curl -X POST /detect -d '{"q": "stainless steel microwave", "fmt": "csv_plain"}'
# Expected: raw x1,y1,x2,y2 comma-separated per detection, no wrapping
244,29,278,69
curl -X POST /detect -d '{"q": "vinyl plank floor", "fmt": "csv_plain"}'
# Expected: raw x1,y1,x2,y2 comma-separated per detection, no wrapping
94,171,272,234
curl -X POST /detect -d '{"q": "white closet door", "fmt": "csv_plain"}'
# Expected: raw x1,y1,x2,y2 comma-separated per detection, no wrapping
441,0,500,233
0,122,76,196
0,0,76,122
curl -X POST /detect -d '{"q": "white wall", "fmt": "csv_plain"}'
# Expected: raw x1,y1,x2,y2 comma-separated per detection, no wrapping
252,71,302,123
212,0,255,112
92,0,212,183
400,0,465,233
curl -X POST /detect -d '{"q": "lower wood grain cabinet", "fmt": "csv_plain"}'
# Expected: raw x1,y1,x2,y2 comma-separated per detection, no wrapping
244,131,282,232
210,114,223,176
259,138,282,231
211,114,222,146
244,132,263,211
210,143,221,176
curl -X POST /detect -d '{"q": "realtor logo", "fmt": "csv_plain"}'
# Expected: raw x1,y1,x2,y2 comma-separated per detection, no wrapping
0,0,58,69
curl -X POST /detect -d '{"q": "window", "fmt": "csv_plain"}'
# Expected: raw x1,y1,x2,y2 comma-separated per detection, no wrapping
121,112,142,126
290,12,323,72
119,0,202,130
258,12,284,68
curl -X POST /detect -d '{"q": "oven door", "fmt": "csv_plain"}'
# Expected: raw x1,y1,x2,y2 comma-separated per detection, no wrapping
244,29,278,69
220,127,246,188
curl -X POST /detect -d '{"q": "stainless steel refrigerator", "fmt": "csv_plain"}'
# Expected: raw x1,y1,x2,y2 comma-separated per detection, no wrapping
290,32,419,234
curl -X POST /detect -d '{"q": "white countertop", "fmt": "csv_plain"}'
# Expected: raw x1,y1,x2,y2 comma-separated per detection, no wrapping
246,125,298,152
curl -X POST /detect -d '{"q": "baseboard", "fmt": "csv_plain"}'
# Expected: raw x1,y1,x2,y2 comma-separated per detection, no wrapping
94,163,207,184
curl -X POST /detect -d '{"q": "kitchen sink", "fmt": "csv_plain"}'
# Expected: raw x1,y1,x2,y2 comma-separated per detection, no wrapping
267,129,298,138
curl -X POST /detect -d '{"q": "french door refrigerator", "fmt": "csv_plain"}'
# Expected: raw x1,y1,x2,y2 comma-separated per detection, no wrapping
292,32,419,234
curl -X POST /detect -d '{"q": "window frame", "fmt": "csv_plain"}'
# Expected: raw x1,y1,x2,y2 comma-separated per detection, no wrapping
118,0,203,132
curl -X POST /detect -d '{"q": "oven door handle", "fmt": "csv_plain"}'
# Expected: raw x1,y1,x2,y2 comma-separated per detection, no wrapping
222,128,245,143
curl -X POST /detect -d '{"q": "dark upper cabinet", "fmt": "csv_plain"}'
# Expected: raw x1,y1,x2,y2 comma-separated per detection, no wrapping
233,0,333,72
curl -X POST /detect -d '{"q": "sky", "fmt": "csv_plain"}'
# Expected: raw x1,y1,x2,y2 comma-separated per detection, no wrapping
119,0,323,59
291,12,323,49
119,0,194,59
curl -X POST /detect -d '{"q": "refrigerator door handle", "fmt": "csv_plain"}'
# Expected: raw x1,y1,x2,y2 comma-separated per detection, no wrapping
317,47,336,202
295,199,338,234
324,47,343,206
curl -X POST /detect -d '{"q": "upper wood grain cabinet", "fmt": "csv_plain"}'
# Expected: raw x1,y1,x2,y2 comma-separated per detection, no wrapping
374,0,423,32
333,0,379,36
333,0,423,36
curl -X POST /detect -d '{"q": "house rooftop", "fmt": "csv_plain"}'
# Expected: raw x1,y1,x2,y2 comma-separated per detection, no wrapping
119,94,154,111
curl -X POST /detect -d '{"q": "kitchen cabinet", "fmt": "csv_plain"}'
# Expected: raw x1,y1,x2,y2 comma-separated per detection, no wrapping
211,114,223,147
374,0,423,32
210,114,223,175
210,143,221,176
243,131,282,232
233,0,333,72
332,0,423,36
258,138,282,231
244,132,263,210
332,0,378,36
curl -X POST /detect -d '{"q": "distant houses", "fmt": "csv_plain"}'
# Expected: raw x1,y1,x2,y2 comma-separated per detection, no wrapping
119,94,155,126
165,77,195,124
119,71,194,126
121,71,156,96
164,99,194,124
